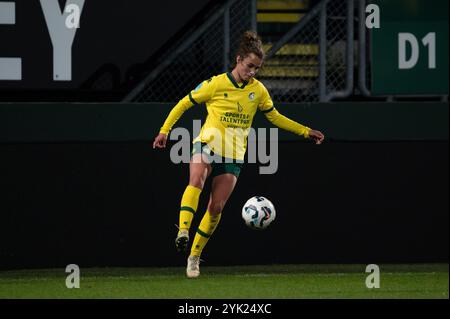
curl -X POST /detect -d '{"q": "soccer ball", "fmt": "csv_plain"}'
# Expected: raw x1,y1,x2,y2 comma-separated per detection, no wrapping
241,196,276,230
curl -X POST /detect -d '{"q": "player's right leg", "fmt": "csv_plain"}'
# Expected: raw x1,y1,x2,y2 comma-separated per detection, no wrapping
175,152,211,252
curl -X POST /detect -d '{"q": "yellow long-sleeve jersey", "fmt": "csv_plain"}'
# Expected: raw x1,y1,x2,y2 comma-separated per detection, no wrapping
160,72,311,160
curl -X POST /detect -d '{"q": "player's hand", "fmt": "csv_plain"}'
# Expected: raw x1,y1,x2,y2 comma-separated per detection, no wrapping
308,129,325,145
153,133,168,149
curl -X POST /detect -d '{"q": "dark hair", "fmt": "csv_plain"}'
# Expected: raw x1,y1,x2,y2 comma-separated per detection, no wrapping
235,31,265,62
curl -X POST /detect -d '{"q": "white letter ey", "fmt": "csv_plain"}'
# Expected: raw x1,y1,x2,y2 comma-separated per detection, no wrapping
40,0,85,80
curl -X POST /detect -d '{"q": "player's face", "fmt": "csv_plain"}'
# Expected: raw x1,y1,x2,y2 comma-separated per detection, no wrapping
237,53,263,81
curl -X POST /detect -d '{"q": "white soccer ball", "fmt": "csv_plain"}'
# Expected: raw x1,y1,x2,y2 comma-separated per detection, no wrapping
241,196,276,230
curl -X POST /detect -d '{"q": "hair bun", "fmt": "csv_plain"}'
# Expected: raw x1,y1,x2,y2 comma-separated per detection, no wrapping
234,30,265,63
243,31,260,43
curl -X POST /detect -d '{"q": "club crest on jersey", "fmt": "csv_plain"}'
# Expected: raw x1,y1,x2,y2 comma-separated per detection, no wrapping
248,92,255,100
237,102,243,112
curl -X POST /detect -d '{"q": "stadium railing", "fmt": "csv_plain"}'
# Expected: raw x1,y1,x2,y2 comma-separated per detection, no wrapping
123,0,448,103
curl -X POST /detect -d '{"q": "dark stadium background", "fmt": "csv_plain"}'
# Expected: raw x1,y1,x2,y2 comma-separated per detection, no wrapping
0,0,448,270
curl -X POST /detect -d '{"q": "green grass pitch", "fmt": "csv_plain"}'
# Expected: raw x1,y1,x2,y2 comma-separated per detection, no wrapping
0,264,447,299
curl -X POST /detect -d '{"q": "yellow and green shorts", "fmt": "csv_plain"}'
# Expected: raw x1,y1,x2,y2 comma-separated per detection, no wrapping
191,142,244,178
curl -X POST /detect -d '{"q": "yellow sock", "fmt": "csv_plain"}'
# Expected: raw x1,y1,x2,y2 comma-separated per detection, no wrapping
190,211,222,257
179,185,202,231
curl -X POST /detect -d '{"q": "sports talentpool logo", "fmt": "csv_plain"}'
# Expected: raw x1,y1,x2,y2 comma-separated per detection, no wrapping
169,120,278,175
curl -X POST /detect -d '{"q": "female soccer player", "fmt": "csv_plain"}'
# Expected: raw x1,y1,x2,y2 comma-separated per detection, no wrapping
153,31,324,278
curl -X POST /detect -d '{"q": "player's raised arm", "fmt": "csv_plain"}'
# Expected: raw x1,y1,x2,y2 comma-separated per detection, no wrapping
153,77,217,149
259,87,324,144
262,106,324,144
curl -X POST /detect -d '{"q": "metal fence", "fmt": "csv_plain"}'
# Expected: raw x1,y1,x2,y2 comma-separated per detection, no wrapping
124,0,447,103
124,0,353,103
262,0,353,103
124,0,255,103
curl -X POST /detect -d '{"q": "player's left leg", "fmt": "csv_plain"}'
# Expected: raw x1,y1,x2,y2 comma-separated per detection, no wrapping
187,173,237,278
